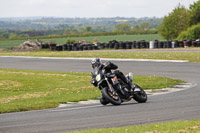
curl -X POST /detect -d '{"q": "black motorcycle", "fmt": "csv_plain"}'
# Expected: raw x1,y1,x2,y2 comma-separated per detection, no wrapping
91,65,147,105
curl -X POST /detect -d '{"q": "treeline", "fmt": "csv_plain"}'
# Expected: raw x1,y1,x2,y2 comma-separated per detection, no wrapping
158,0,200,40
0,30,157,41
0,17,162,39
0,21,157,40
0,27,111,39
0,17,162,30
0,29,64,39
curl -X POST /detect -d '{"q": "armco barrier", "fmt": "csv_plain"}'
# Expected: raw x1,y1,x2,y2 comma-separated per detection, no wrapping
46,40,200,51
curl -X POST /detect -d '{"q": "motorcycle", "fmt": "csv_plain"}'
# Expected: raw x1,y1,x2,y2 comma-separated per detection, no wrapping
91,65,147,105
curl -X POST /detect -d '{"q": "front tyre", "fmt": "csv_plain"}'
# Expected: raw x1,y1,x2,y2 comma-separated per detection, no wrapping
100,96,109,105
133,84,147,103
101,87,121,105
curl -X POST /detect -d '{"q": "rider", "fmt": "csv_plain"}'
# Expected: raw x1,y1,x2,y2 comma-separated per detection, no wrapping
90,58,133,91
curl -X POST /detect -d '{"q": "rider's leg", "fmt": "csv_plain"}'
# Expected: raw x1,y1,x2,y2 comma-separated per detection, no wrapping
114,70,132,89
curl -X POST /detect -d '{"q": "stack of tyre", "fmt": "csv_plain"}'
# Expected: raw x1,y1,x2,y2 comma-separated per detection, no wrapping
154,40,200,48
49,43,99,51
96,40,150,50
48,40,200,51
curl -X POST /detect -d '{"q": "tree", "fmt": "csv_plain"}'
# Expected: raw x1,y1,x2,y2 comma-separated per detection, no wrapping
189,0,200,26
9,33,18,39
177,24,200,40
0,32,9,39
140,22,150,30
19,34,29,38
114,23,131,31
158,4,190,40
56,24,69,30
86,26,92,32
64,29,71,35
78,27,86,33
133,25,140,30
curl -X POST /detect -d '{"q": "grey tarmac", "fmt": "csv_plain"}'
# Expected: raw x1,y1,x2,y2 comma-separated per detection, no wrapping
0,56,200,133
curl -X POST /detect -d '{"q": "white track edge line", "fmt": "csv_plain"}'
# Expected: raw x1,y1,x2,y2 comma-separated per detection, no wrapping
0,56,188,62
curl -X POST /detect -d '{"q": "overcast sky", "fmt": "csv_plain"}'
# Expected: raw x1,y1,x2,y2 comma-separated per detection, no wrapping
0,0,198,18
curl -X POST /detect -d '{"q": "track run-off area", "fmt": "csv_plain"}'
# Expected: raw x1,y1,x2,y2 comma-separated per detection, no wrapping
0,56,200,133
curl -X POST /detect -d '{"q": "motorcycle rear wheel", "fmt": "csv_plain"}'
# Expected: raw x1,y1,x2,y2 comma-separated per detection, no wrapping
133,84,147,103
101,87,121,105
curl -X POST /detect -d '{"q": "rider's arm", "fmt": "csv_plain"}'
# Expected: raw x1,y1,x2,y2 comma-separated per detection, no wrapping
110,62,118,69
104,61,118,70
90,72,98,87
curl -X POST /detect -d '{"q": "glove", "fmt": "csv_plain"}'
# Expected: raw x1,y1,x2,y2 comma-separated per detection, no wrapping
90,79,97,87
90,79,95,84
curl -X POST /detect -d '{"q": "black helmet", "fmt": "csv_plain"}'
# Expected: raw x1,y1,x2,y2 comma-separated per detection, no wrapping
91,58,101,68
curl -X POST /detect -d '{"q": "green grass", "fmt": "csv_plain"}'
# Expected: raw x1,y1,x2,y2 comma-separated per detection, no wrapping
0,39,25,49
0,50,200,62
0,34,162,49
0,68,183,113
67,120,200,133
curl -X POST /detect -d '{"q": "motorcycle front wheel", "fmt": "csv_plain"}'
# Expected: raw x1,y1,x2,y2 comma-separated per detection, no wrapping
101,87,121,105
100,96,109,105
133,84,147,103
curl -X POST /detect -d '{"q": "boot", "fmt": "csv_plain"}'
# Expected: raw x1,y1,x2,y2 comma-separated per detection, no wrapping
127,81,133,89
126,72,134,92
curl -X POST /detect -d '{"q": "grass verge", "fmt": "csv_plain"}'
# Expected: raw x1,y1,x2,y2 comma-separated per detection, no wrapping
0,68,183,113
67,120,200,133
0,50,200,62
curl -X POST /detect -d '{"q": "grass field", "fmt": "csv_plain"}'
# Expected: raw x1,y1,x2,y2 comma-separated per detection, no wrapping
0,34,163,49
0,50,200,62
68,120,200,133
0,68,183,113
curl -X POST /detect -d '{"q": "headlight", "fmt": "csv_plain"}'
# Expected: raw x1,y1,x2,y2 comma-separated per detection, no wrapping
96,74,101,82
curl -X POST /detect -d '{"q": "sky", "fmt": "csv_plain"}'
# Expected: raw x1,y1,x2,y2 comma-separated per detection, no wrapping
0,0,198,18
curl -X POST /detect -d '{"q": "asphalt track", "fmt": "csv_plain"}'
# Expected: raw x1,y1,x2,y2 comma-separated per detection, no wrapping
0,56,200,133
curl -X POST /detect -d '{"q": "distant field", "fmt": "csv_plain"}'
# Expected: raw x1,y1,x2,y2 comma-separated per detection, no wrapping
0,34,163,49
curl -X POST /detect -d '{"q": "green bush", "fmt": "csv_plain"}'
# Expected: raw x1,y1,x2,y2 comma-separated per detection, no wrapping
66,39,76,44
177,24,200,40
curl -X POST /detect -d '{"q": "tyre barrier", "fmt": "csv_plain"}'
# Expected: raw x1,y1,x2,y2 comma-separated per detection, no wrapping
56,45,63,51
154,40,159,48
114,43,119,49
126,42,132,49
49,44,57,51
158,41,164,48
192,41,200,47
40,43,50,49
46,40,200,51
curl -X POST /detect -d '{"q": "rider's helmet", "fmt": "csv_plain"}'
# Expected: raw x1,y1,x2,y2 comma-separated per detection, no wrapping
91,58,101,68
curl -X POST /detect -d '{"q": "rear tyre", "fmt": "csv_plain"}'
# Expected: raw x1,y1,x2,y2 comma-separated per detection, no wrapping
101,87,121,105
133,84,147,103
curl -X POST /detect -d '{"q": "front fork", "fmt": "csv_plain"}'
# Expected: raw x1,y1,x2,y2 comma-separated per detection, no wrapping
104,78,118,95
110,77,127,96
